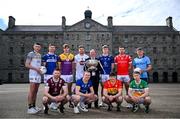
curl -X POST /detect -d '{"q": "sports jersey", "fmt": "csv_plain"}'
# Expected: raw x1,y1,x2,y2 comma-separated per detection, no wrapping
45,77,65,96
129,80,148,97
114,54,132,75
59,53,74,75
26,51,41,76
76,79,93,94
42,53,60,75
133,56,151,78
98,55,114,74
104,80,123,95
75,54,89,80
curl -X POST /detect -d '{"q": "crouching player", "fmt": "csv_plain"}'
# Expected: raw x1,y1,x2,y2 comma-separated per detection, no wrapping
42,69,68,114
124,71,151,113
72,71,97,114
102,72,123,111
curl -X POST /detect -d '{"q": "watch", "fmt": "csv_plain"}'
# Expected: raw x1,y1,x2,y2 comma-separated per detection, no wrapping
85,22,91,29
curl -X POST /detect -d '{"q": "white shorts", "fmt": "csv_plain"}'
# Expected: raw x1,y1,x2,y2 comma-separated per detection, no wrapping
44,74,53,83
100,74,110,83
117,75,130,83
61,75,73,83
29,74,41,83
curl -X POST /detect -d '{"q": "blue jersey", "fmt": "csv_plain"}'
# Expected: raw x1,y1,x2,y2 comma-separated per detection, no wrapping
42,53,60,75
98,55,114,74
133,56,151,78
76,79,93,94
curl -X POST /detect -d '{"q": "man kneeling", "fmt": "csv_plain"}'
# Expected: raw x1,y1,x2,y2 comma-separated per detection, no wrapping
43,69,68,114
124,71,151,113
102,72,123,111
72,71,97,114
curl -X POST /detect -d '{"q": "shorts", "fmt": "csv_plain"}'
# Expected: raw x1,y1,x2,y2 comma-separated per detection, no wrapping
117,75,130,83
100,74,110,83
29,74,41,83
61,75,73,83
44,74,53,83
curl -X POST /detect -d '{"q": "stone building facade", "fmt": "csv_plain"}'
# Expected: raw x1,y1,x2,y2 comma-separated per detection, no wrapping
0,10,179,83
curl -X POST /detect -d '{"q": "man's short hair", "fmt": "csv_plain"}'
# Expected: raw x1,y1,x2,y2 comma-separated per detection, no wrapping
136,47,143,51
54,68,61,72
109,72,116,77
78,45,84,49
133,71,141,75
34,43,41,46
102,45,108,49
49,44,56,47
63,44,69,48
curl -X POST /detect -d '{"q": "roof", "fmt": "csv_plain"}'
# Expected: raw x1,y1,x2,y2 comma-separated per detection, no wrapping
113,25,177,32
6,25,63,32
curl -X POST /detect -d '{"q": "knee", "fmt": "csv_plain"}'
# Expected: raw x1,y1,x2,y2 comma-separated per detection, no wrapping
72,95,80,102
145,96,151,103
42,96,48,104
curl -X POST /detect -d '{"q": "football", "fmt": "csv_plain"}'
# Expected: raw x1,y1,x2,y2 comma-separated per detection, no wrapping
40,66,47,74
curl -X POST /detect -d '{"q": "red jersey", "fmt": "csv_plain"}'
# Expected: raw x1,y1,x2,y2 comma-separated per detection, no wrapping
46,77,66,96
114,54,132,75
104,80,123,95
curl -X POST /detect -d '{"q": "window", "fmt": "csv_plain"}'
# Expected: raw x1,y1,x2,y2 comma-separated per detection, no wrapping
86,33,91,41
9,59,13,65
172,47,176,53
154,59,157,65
21,47,25,54
153,47,157,54
163,47,167,53
21,59,24,66
173,58,176,65
71,45,75,50
20,73,24,78
125,34,128,38
9,47,13,54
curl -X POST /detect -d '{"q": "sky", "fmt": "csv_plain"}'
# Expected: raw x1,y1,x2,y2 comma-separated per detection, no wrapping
0,0,180,31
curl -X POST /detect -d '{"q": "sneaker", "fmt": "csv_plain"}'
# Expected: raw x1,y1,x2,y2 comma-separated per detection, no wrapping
27,107,38,114
49,102,58,110
43,105,49,114
58,104,64,113
35,106,41,112
74,106,80,114
107,104,113,111
99,102,105,107
78,103,88,112
144,105,149,113
132,104,139,113
126,103,133,109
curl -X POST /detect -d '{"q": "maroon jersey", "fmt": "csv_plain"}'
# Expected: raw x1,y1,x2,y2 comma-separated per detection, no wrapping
46,77,66,96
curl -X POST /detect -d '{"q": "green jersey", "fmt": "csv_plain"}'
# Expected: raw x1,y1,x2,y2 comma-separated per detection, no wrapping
129,80,148,97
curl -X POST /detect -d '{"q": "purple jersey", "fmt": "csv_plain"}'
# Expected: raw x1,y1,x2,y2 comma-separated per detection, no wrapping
59,53,74,75
45,77,65,96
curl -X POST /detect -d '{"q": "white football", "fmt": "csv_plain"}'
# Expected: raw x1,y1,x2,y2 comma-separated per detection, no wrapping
134,67,141,73
40,66,47,74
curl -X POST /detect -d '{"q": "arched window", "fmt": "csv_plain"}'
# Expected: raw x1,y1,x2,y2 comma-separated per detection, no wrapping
172,72,178,83
163,72,168,83
153,72,159,83
8,73,12,83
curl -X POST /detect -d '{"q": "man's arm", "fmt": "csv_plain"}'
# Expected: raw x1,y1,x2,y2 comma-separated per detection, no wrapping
25,57,41,74
44,87,54,100
139,88,149,98
75,86,89,97
61,84,68,97
114,88,122,98
103,88,109,98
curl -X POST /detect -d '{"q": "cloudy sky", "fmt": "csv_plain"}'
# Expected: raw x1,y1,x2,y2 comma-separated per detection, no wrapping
0,0,179,30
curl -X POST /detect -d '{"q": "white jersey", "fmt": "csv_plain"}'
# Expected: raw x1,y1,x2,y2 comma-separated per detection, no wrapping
75,54,89,81
26,51,41,82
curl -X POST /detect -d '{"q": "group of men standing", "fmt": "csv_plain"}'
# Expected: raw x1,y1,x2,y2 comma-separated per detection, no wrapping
25,43,152,115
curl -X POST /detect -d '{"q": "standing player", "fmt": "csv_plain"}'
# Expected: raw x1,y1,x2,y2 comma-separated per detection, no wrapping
43,69,68,114
25,43,42,114
102,72,123,111
114,46,132,95
72,71,97,114
42,44,60,84
59,44,75,107
75,45,89,81
98,45,114,107
133,47,152,83
124,71,151,113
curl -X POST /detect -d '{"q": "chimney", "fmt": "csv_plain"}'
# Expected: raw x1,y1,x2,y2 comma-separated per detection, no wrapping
62,16,66,29
166,16,173,28
107,16,113,28
8,16,15,29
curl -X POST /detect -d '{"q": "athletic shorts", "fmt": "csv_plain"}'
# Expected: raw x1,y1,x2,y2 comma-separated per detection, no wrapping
117,75,130,83
29,74,41,83
100,74,110,83
44,74,53,83
61,75,73,83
